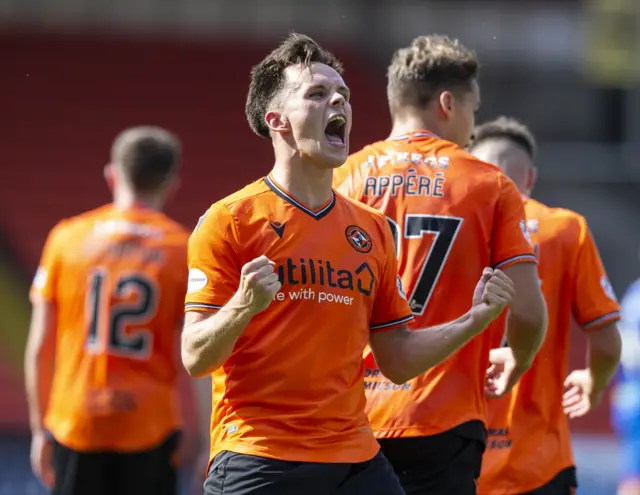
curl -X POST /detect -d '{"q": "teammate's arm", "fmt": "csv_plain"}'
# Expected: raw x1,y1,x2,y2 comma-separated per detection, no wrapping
25,297,57,439
494,178,547,372
368,217,514,384
24,226,62,488
563,221,621,417
501,262,547,370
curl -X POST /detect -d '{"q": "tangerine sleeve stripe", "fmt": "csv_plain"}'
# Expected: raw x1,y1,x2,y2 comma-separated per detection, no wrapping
493,254,538,270
185,302,222,312
370,314,414,332
581,311,621,331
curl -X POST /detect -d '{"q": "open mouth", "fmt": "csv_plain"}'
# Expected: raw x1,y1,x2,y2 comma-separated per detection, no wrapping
325,114,346,147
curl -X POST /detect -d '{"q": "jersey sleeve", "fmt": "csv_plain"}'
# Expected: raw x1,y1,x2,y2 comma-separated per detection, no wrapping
369,217,414,332
572,217,621,330
184,204,242,312
333,155,366,202
29,223,65,303
491,176,537,269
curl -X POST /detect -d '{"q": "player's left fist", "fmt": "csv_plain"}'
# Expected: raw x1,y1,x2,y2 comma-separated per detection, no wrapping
471,268,515,323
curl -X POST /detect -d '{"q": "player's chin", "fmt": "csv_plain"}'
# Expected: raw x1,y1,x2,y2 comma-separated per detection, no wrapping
316,144,348,168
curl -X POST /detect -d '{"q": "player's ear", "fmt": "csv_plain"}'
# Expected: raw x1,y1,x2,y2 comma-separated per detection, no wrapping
103,163,116,192
265,111,289,134
527,166,538,191
167,175,181,197
438,91,454,119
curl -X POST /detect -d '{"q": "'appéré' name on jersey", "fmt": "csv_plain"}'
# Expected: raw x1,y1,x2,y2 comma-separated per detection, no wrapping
277,258,374,297
363,168,446,198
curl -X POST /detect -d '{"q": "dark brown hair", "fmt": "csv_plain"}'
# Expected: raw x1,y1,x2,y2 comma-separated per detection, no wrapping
470,116,537,159
245,32,344,138
111,126,181,193
387,34,478,109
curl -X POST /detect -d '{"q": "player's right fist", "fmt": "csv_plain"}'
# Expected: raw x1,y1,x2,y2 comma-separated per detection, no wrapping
471,268,515,323
234,255,281,315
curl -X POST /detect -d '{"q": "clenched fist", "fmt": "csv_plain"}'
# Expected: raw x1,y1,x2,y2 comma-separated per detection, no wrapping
231,255,281,315
470,268,515,324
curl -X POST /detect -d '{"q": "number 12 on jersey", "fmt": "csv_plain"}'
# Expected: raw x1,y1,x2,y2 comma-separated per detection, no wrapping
86,268,158,359
387,214,463,316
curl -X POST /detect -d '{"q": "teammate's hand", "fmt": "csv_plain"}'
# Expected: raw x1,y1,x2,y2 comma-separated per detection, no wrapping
485,347,516,399
471,268,515,324
484,347,528,399
230,255,281,315
563,369,600,418
30,431,54,488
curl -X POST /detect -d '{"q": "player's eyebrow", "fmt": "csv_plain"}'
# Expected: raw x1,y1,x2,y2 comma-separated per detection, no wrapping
307,83,351,100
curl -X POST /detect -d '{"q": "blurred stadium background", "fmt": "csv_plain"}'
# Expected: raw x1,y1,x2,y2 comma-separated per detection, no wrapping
1,0,639,493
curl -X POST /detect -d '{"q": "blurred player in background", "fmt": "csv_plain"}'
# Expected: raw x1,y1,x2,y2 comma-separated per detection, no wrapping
613,276,640,495
181,32,515,495
25,127,207,495
469,117,622,495
333,35,547,495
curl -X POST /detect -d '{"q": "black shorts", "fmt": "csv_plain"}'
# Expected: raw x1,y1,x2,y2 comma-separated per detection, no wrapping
204,449,405,495
51,431,179,495
522,467,577,495
378,420,486,495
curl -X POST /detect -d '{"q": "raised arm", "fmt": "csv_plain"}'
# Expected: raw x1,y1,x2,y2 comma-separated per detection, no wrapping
370,268,514,384
181,256,279,376
180,205,280,377
366,216,514,384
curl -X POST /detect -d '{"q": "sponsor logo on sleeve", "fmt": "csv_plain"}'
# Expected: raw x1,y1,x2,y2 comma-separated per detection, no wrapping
520,220,532,245
187,268,208,294
601,275,617,302
33,267,48,291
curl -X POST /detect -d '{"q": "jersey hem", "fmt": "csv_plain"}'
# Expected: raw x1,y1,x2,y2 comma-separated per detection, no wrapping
46,423,182,453
371,414,485,439
210,440,380,465
480,462,576,495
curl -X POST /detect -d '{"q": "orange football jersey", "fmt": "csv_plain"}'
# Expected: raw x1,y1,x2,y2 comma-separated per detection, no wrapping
185,174,413,465
30,205,188,452
478,198,621,494
333,130,537,439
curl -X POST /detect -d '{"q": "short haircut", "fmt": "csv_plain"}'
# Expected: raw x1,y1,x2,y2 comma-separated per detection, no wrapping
387,34,478,109
111,126,181,193
470,117,537,159
245,32,344,138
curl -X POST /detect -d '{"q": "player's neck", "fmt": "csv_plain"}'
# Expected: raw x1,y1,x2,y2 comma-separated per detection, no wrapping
112,189,164,212
271,156,333,210
389,115,443,140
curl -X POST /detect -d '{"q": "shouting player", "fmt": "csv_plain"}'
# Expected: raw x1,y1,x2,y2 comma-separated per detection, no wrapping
333,35,548,495
469,117,622,495
25,127,204,495
181,33,515,495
